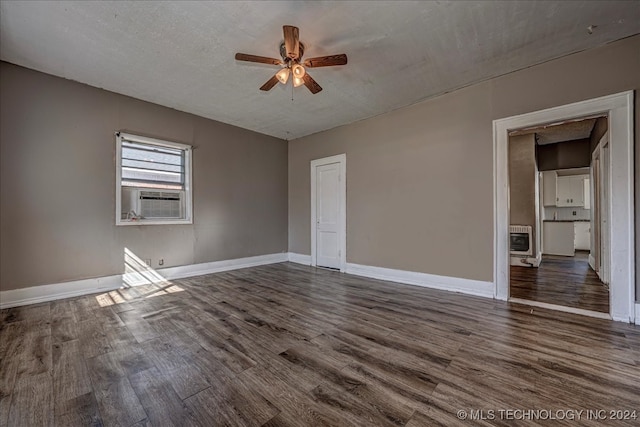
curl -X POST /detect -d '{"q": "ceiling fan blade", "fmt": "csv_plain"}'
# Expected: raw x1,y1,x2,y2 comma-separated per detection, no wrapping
259,74,280,91
235,53,283,65
302,73,323,94
304,54,348,68
283,25,300,59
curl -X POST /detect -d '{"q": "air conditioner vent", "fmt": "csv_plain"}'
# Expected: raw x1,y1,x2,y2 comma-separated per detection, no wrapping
139,190,183,218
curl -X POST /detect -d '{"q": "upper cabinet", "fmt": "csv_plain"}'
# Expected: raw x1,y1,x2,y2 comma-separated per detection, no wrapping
542,171,557,207
541,171,590,208
556,175,586,207
583,178,590,209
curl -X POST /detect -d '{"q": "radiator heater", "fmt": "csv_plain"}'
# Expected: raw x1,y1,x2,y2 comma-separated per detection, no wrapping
509,225,533,256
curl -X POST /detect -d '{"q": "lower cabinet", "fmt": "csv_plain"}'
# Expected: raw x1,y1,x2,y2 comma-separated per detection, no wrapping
574,222,590,251
543,222,575,256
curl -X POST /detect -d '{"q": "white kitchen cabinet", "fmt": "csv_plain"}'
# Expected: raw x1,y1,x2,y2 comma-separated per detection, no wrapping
556,175,585,207
583,178,590,210
542,171,557,207
574,222,591,251
543,221,575,256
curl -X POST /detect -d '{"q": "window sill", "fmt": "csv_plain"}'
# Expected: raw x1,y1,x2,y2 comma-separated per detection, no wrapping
116,219,192,226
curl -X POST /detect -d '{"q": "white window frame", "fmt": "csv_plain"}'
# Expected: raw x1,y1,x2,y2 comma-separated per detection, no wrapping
115,132,193,226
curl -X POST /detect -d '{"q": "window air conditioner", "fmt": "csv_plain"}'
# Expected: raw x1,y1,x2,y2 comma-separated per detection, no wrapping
138,190,183,219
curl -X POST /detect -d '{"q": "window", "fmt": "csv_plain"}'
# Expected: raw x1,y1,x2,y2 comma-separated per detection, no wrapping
116,132,192,225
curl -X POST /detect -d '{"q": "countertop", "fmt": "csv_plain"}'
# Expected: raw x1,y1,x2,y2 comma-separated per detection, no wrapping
543,219,590,223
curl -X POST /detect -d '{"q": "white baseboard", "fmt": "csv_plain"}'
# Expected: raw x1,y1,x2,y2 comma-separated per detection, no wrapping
0,252,289,309
0,275,125,310
345,262,494,299
534,252,542,267
287,252,312,266
160,253,288,280
635,303,640,326
588,254,595,270
510,255,541,267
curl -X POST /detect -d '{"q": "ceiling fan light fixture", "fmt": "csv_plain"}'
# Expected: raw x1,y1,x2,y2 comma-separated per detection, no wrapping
293,76,305,88
276,67,290,84
292,63,306,78
235,25,346,94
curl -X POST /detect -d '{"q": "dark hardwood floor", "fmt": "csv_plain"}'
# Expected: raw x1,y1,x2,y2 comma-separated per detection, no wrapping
510,252,610,313
1,262,638,426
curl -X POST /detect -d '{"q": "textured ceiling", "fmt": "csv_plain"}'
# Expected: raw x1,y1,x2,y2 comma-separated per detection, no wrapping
534,119,597,145
512,118,598,145
1,1,639,140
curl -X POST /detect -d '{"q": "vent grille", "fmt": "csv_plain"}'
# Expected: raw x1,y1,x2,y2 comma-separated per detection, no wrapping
509,225,531,234
139,191,182,219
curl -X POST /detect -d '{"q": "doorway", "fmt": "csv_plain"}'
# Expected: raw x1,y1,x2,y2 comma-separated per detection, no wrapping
494,91,635,323
508,117,609,315
311,154,346,271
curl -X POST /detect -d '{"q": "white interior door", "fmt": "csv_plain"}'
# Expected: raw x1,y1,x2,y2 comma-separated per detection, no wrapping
311,154,346,271
316,163,341,268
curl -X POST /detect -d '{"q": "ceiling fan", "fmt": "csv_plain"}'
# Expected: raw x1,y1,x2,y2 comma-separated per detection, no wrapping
235,25,347,94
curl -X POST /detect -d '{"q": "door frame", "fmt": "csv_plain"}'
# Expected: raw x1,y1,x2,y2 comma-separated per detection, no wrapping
591,145,601,273
493,91,635,323
310,154,347,272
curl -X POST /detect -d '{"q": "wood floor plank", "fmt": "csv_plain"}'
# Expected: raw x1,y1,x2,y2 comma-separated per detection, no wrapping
178,344,236,389
77,319,112,359
252,349,328,393
140,337,210,400
0,397,11,426
238,366,350,427
1,303,50,326
309,379,414,426
54,392,103,427
183,322,257,375
511,252,609,313
52,317,79,343
1,262,638,425
117,310,159,343
184,378,279,427
7,372,53,427
72,296,101,322
52,340,93,410
129,367,198,427
14,333,51,382
86,347,154,387
103,325,139,353
93,376,146,427
0,357,18,427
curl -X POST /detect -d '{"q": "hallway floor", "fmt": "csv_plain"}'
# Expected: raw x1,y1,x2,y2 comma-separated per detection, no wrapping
510,251,609,313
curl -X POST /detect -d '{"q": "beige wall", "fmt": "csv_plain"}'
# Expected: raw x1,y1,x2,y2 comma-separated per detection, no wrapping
0,62,288,291
289,35,640,293
509,134,537,255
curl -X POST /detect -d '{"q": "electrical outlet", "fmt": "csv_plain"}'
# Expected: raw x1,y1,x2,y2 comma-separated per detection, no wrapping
158,258,164,266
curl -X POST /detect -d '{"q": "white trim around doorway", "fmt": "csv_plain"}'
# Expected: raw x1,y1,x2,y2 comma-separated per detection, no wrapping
310,154,347,272
493,91,635,323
